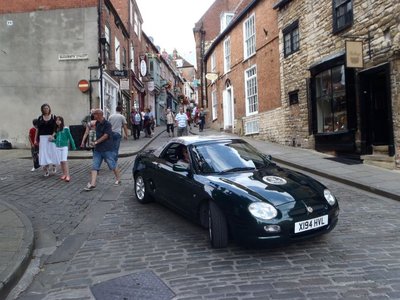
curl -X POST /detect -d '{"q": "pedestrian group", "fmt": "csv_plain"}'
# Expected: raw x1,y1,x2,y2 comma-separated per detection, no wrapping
30,103,206,190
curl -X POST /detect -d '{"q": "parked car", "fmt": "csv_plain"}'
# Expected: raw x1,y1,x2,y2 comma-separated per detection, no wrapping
132,136,339,248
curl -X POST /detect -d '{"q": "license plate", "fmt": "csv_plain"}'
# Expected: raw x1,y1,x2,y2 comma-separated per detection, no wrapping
294,215,328,233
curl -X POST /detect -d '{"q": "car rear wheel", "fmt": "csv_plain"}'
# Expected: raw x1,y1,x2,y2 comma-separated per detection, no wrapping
134,173,152,204
208,201,228,248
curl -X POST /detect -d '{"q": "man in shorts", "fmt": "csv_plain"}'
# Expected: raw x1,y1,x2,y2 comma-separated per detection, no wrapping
84,109,121,191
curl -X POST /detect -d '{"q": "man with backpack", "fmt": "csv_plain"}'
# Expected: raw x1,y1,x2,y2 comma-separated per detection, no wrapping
130,108,142,140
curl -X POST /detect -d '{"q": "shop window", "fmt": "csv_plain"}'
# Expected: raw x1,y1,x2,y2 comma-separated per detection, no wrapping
333,0,353,33
315,65,347,133
283,20,299,57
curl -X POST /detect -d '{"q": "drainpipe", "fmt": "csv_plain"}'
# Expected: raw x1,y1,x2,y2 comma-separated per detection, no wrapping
98,0,104,110
200,26,206,108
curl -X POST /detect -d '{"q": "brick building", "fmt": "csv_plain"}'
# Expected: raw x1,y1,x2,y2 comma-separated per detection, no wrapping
202,0,281,135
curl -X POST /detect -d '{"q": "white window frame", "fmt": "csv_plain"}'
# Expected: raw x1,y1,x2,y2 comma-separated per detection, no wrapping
134,11,139,35
211,52,216,73
220,12,234,32
223,37,231,73
243,14,256,59
115,37,120,69
245,65,258,115
212,89,218,120
130,0,133,26
130,42,135,71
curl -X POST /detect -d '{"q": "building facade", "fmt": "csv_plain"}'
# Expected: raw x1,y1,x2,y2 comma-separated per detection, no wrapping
274,0,400,168
203,0,281,135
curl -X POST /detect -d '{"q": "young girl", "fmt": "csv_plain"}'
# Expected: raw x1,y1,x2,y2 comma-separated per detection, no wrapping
52,116,76,182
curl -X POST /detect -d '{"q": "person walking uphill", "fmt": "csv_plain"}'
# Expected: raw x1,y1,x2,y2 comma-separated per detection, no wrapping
108,106,128,162
34,103,58,177
51,116,76,182
29,118,40,171
84,109,121,191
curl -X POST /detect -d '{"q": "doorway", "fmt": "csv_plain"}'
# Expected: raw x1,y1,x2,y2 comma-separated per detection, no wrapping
223,80,233,131
359,63,394,155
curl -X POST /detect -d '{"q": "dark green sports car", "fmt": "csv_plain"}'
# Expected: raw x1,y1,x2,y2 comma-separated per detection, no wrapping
132,136,339,248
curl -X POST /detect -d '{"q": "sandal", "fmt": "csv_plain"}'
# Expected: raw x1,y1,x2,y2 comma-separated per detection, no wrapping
84,183,96,191
60,175,66,180
64,176,70,182
114,180,121,186
51,166,57,174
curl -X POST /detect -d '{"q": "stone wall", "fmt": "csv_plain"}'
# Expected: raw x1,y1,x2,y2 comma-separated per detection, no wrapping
275,0,400,159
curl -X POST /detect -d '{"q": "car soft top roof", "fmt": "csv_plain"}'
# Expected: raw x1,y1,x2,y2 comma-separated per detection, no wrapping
169,135,240,146
152,135,243,157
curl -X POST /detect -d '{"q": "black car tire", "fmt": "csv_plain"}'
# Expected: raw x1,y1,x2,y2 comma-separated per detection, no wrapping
134,173,152,204
208,201,228,248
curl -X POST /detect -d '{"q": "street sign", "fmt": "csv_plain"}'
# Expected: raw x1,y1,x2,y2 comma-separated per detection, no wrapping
111,70,128,77
78,79,90,92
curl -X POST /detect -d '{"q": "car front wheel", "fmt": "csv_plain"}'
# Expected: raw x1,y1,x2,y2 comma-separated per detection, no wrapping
134,173,152,204
208,201,228,248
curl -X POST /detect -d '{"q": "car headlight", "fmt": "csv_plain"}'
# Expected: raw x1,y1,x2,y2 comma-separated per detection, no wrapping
248,202,277,220
324,189,336,206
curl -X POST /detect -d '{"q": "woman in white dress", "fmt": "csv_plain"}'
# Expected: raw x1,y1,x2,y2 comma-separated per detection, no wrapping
34,103,58,176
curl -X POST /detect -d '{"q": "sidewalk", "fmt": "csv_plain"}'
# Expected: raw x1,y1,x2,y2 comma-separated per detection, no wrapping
0,127,164,299
1,125,399,299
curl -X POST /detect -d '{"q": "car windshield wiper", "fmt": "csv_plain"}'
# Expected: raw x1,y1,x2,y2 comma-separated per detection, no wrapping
219,167,255,174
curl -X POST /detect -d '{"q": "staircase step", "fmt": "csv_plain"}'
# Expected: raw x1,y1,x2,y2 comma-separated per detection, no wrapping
372,145,389,155
361,154,395,169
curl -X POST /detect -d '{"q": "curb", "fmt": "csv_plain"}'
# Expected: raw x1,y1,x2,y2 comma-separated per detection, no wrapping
0,200,34,300
271,157,400,202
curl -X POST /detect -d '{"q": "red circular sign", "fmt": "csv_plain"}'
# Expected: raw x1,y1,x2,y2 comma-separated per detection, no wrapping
78,79,90,92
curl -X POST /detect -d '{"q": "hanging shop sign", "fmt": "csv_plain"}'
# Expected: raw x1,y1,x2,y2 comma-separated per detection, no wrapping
345,41,364,68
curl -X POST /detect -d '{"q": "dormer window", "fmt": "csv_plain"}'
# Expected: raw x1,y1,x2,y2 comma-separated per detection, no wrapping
220,12,234,32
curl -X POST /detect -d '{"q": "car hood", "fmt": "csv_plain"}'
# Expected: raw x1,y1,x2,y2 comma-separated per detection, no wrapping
207,165,325,206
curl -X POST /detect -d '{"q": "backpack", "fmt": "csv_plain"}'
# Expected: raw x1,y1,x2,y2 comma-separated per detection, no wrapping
134,113,141,124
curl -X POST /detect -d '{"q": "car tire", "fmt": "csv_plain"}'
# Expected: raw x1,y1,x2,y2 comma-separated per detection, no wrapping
134,173,152,204
208,201,228,248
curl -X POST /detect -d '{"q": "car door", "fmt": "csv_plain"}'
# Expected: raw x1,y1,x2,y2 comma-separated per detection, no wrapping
165,146,205,219
154,143,185,207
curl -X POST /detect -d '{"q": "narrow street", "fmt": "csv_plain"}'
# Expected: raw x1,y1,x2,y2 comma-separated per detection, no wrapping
2,130,399,299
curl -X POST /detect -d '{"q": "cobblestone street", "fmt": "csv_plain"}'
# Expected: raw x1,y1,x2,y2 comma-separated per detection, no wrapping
2,133,400,299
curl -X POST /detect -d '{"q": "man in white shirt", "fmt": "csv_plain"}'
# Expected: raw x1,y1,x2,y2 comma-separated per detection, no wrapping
108,106,128,162
175,106,188,137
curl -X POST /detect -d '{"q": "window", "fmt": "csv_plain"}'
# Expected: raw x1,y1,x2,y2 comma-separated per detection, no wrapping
223,37,231,73
333,0,353,33
130,0,134,26
122,47,127,69
245,66,258,115
211,52,216,72
283,20,299,57
289,90,299,105
212,89,218,120
130,43,135,71
243,14,256,59
220,12,234,32
134,11,139,35
315,65,347,133
115,37,120,69
104,25,111,62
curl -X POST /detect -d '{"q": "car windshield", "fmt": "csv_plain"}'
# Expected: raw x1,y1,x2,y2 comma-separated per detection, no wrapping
191,140,270,174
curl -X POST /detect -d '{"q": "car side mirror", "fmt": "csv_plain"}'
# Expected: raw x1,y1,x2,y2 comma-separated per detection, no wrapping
173,164,189,172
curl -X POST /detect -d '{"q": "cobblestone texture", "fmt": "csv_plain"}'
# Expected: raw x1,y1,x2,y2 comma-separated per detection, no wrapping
1,135,399,300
